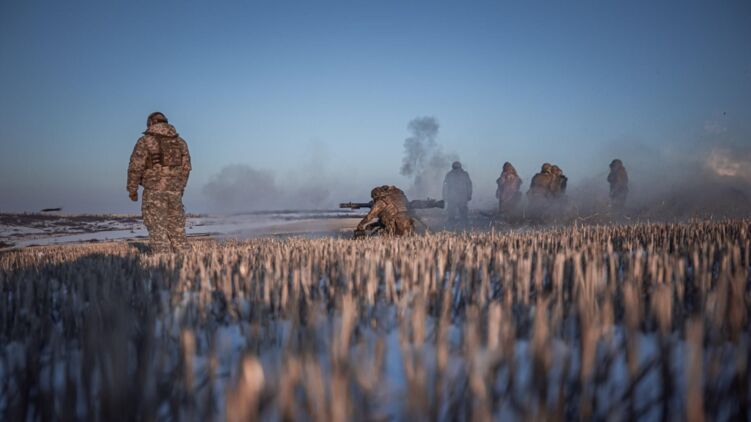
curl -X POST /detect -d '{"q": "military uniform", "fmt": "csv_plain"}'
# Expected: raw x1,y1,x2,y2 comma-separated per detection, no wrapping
549,165,568,198
607,159,628,209
442,161,472,224
496,162,522,214
526,163,555,220
356,186,414,236
127,112,191,253
528,163,554,199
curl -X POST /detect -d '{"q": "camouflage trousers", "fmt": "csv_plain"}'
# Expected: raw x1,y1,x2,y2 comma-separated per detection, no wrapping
142,190,188,253
384,212,414,236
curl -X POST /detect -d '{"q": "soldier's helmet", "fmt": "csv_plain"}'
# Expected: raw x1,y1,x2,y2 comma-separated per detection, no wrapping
503,162,515,173
452,161,462,170
551,165,562,176
541,163,552,173
147,112,168,127
610,159,623,168
371,185,390,199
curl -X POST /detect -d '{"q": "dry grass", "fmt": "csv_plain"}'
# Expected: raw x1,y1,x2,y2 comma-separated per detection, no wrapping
1,220,749,420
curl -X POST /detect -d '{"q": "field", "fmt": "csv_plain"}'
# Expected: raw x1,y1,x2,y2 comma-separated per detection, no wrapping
1,220,750,420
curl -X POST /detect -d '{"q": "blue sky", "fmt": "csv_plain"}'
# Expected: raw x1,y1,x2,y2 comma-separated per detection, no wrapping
1,0,750,212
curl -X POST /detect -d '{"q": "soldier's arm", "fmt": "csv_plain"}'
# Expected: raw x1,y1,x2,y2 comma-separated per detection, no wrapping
466,174,473,201
356,201,384,230
180,139,192,190
127,138,148,194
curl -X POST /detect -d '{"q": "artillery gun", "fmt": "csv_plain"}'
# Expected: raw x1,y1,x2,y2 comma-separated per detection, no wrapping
339,198,445,211
340,198,444,238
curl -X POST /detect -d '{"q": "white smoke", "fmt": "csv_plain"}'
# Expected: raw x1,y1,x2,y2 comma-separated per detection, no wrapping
705,147,751,183
400,117,458,198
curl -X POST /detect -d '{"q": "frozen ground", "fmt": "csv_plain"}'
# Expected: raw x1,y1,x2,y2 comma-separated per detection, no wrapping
1,220,749,420
0,211,364,249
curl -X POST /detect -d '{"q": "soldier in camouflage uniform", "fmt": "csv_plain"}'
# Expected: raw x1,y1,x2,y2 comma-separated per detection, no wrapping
527,163,555,221
528,163,554,199
127,112,192,253
442,161,473,224
549,165,568,198
607,159,628,210
355,185,414,237
496,162,522,215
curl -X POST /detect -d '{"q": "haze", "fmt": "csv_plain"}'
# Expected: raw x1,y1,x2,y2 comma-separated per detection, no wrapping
1,1,750,214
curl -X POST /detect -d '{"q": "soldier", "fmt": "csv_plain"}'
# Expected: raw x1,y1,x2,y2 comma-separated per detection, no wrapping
528,163,554,199
496,162,522,214
127,112,192,253
607,159,628,209
549,165,568,198
355,185,414,237
527,163,555,220
442,161,472,224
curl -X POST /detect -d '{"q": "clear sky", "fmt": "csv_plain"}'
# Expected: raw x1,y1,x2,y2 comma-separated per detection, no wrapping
1,0,750,213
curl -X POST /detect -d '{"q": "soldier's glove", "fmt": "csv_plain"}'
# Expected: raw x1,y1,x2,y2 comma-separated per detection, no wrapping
129,191,138,202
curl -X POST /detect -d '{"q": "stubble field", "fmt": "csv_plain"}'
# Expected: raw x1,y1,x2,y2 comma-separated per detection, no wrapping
1,220,749,420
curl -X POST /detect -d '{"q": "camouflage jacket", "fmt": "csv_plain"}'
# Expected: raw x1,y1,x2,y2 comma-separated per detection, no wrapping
442,169,473,203
607,167,628,195
127,122,191,194
528,172,554,197
496,172,522,201
550,175,568,197
357,186,411,230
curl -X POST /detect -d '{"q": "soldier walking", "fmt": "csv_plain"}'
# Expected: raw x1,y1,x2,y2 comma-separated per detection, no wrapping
607,159,628,210
442,161,472,225
127,112,192,253
496,162,522,215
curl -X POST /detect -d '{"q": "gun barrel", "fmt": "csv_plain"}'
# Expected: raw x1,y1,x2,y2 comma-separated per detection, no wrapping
408,199,445,209
339,202,373,209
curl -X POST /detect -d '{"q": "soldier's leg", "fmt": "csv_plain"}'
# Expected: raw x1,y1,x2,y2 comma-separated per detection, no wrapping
446,202,457,222
165,192,188,251
394,215,413,235
142,191,170,253
459,203,468,223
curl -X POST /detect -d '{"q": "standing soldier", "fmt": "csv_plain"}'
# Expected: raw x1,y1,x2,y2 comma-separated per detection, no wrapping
442,161,473,225
355,185,414,237
127,112,192,253
549,165,568,198
607,159,628,210
527,163,555,220
496,162,522,215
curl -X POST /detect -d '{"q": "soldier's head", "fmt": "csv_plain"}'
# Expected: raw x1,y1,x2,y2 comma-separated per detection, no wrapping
541,163,552,173
503,162,515,173
371,185,390,199
610,159,623,169
451,161,462,170
147,112,168,127
551,165,562,176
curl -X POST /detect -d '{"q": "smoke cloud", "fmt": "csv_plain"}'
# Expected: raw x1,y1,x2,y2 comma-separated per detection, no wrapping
202,165,285,211
400,117,458,198
202,144,342,212
566,139,751,220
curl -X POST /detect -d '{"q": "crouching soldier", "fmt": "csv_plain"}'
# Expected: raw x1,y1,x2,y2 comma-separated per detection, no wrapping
127,112,191,253
355,185,414,238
